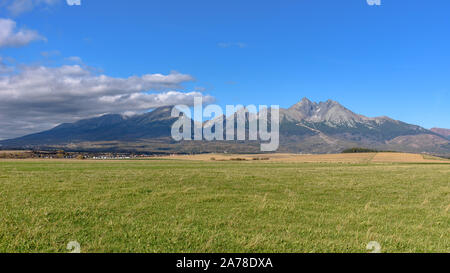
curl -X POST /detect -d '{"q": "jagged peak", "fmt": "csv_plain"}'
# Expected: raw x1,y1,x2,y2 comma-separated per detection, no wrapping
300,97,312,103
283,98,365,126
324,99,339,105
292,97,314,106
291,98,344,109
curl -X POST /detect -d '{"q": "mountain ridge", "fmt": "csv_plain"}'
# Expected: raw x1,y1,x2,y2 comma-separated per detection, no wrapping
1,99,449,155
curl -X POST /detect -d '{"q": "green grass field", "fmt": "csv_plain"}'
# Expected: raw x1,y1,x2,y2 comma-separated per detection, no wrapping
0,159,448,253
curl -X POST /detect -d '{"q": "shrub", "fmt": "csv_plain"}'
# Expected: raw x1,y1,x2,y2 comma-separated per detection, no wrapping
253,157,270,161
342,148,378,153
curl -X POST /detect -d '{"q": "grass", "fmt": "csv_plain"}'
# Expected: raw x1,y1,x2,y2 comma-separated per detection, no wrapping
0,159,448,253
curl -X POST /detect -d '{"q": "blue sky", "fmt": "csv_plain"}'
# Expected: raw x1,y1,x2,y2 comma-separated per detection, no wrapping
0,0,449,138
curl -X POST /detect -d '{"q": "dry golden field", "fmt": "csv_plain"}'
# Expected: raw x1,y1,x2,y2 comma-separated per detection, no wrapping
0,150,32,154
165,152,450,164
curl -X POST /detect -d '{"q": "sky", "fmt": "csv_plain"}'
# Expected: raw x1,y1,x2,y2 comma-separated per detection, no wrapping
0,0,449,139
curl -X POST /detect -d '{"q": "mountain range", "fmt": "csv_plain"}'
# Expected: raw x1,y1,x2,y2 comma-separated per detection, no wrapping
1,98,449,155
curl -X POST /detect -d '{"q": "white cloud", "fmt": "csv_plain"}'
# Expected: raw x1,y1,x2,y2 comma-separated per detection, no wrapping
0,63,214,139
6,0,59,16
0,18,45,48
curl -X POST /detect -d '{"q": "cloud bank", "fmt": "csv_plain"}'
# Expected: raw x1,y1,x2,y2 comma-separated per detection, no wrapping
0,63,214,139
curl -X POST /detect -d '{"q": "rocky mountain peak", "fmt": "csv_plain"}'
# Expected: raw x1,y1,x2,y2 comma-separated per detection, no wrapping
283,98,364,126
287,97,316,119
